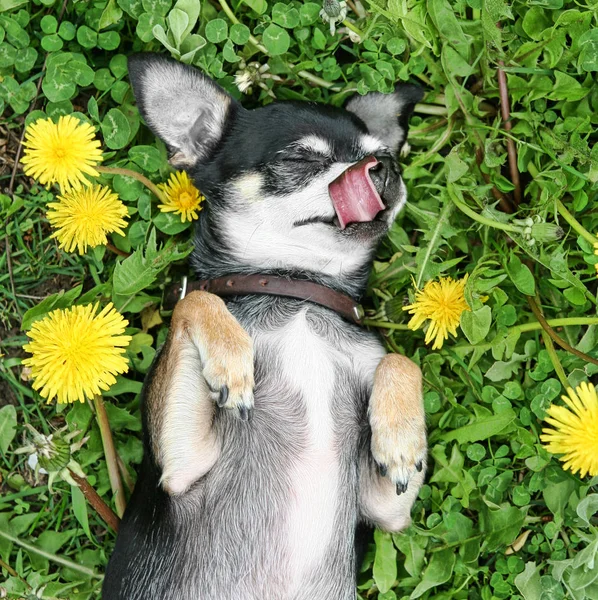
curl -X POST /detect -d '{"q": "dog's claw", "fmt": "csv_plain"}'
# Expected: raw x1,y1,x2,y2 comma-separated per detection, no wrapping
415,460,423,473
396,482,408,495
217,385,229,407
238,406,250,421
378,463,388,477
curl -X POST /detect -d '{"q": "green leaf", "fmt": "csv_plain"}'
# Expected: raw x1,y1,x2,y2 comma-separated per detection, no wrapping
112,228,190,296
99,0,123,29
481,505,525,552
76,25,97,48
445,147,469,183
101,108,131,150
205,18,228,43
439,410,516,443
241,0,267,15
104,402,142,431
129,145,163,172
0,405,17,455
230,22,250,45
373,530,397,594
427,0,469,59
262,23,290,55
506,254,536,296
153,211,192,234
173,0,199,39
514,562,542,600
137,12,165,42
299,2,320,25
142,0,171,16
40,14,57,33
168,7,188,46
272,2,300,28
21,285,83,330
460,305,491,345
576,494,598,527
0,0,29,11
71,485,92,540
411,549,456,598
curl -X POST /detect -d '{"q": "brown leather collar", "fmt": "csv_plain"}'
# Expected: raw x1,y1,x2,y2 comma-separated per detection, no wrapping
164,274,364,325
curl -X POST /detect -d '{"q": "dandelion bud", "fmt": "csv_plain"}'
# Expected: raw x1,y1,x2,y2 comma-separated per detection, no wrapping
320,0,347,35
530,222,564,243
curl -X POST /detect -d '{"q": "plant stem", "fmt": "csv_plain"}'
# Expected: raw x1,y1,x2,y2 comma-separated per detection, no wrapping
93,395,126,518
515,317,598,332
541,330,569,389
0,529,102,579
68,468,120,532
105,242,130,258
97,166,167,204
448,187,520,233
341,19,364,38
556,199,597,246
414,103,449,116
363,320,411,330
497,61,522,206
526,296,598,367
368,316,598,337
0,557,29,587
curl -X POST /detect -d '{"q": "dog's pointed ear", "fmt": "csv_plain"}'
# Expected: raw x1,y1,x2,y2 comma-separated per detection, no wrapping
345,84,423,154
128,53,238,165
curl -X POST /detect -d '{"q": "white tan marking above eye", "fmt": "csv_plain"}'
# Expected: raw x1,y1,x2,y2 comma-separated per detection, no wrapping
359,134,387,155
295,135,333,157
232,172,264,203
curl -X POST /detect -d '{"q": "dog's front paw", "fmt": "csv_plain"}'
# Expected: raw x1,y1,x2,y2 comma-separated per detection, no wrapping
369,354,427,494
201,322,254,421
174,291,255,421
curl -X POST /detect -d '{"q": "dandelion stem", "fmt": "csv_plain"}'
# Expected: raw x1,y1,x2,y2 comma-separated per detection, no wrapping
93,395,127,518
68,468,120,532
105,242,131,258
555,199,598,246
540,330,569,389
97,166,167,204
0,529,102,579
0,557,29,588
448,188,520,233
526,296,598,367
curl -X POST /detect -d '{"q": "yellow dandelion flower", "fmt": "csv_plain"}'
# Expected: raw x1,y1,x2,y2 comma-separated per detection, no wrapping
540,382,598,478
47,184,128,255
158,171,204,223
22,303,132,404
21,115,103,191
402,275,470,350
593,240,598,278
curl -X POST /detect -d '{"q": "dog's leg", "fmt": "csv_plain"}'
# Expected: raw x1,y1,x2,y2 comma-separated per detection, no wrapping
360,354,426,532
145,291,254,495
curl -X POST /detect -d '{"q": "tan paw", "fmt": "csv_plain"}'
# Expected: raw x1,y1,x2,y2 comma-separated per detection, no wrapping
173,291,255,420
369,354,427,494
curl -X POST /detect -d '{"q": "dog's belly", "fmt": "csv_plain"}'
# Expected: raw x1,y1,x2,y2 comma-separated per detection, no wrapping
266,312,341,596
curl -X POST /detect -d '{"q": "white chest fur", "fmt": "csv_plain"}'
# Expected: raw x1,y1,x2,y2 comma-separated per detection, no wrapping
261,310,341,592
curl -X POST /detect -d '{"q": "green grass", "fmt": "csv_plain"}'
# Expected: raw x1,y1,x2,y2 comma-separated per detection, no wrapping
1,0,598,598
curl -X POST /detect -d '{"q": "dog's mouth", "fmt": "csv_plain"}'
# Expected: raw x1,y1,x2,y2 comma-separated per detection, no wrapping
293,156,399,234
328,156,386,230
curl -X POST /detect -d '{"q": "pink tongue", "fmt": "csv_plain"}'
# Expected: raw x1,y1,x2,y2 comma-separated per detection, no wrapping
329,156,385,229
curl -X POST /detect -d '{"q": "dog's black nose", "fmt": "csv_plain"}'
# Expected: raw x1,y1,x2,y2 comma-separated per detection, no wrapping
368,156,401,194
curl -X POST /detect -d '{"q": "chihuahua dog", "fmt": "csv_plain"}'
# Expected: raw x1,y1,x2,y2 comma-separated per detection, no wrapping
103,53,426,599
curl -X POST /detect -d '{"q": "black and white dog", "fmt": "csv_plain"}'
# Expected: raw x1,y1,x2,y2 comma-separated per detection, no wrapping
103,53,427,599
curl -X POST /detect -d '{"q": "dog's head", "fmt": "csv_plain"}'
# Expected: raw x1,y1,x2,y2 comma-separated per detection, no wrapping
128,53,422,294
